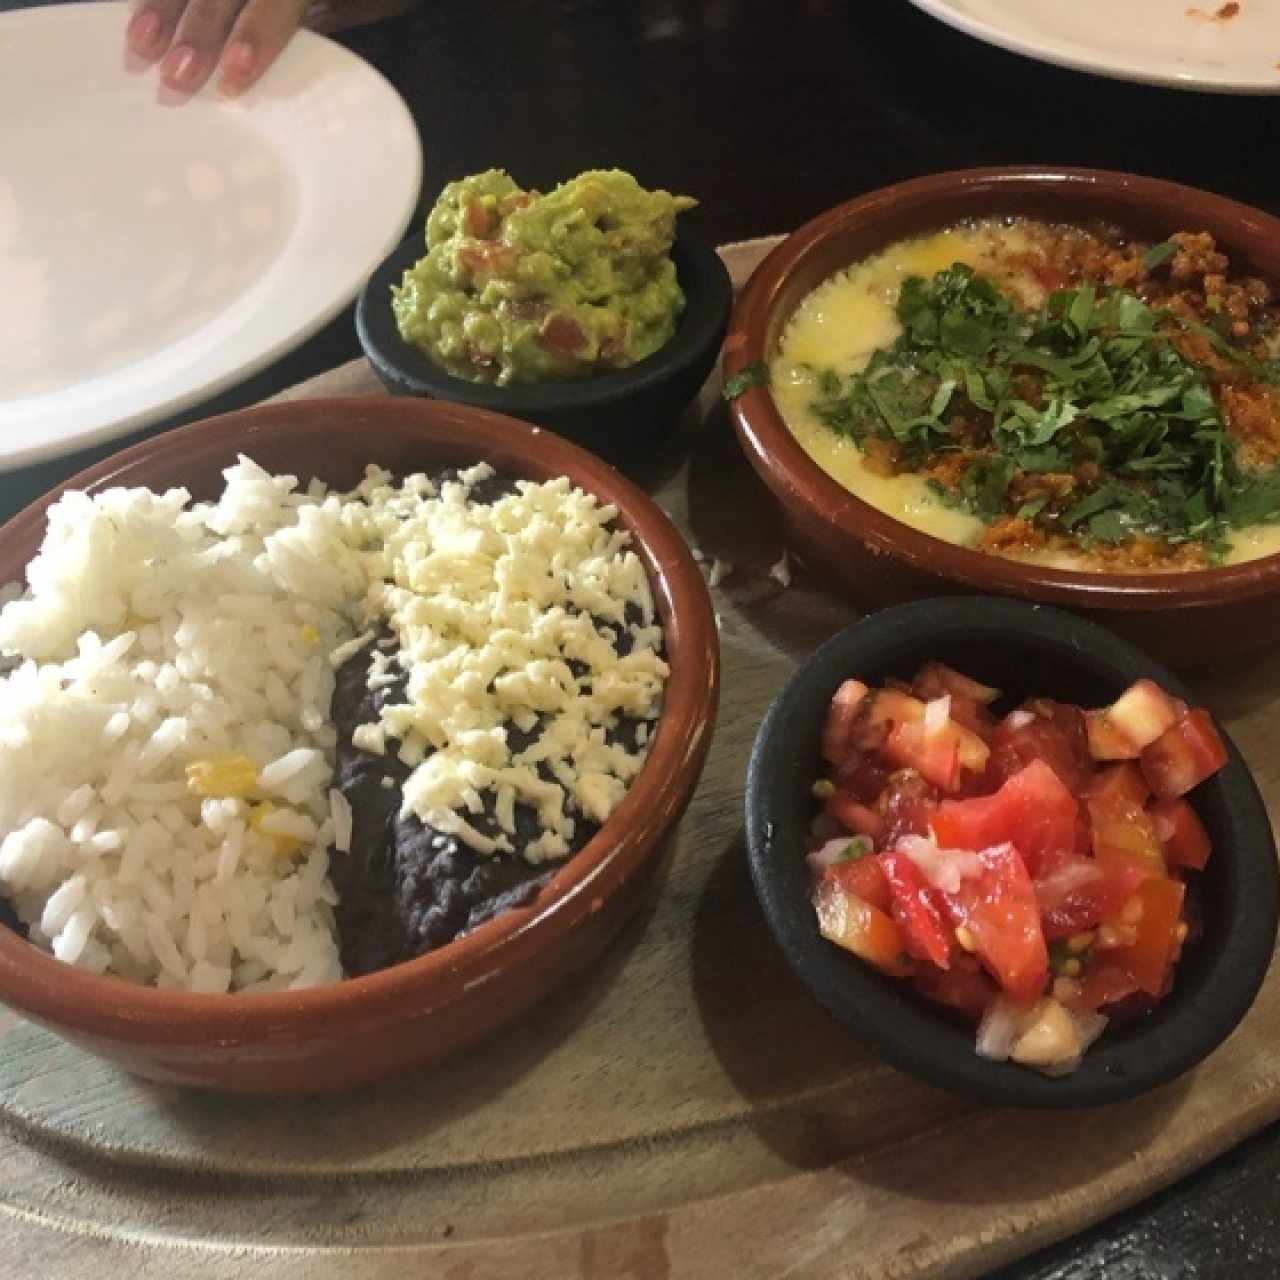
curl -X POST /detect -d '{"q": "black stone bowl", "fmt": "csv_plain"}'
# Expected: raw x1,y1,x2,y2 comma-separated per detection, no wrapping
356,224,732,460
745,597,1279,1108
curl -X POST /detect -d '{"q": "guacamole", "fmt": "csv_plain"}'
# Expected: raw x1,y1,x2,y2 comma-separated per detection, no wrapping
392,169,696,385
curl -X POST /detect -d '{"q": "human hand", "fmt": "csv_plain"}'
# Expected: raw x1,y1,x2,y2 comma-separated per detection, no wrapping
126,0,311,95
125,1,419,97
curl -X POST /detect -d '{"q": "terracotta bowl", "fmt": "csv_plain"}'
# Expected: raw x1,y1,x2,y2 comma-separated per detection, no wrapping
0,398,719,1094
725,167,1280,668
746,598,1279,1108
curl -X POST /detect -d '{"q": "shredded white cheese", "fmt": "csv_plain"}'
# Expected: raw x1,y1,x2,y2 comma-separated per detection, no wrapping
347,465,668,862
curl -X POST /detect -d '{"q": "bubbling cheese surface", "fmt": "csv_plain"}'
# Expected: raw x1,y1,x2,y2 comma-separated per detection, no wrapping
771,224,1280,570
348,463,668,862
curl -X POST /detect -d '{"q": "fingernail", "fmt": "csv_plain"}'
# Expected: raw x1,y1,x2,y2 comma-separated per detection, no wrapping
220,39,256,86
162,44,204,91
127,9,162,56
304,3,334,25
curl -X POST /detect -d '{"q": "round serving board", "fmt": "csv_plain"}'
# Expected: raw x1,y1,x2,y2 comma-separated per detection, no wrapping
3,241,1280,1280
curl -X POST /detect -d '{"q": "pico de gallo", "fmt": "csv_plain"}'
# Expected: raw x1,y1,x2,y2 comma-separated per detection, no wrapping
809,662,1229,1075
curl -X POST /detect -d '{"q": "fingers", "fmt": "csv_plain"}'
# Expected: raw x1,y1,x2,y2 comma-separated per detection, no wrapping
125,0,187,62
218,0,311,95
160,0,247,93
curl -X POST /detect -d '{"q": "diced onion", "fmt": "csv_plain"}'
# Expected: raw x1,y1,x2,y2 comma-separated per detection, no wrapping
1006,709,1036,730
1033,857,1102,899
924,695,952,737
807,837,858,871
897,834,983,895
975,995,1027,1062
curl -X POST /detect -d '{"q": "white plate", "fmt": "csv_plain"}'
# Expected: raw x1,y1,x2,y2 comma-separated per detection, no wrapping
0,2,421,471
909,0,1280,94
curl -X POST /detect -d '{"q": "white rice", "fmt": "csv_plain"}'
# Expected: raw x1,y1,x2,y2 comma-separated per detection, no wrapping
0,459,362,993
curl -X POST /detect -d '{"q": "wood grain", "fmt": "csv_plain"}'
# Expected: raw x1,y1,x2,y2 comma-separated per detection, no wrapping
2,239,1279,1280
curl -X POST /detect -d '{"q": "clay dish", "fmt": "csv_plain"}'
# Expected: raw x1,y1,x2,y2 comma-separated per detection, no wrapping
0,398,719,1094
725,167,1280,667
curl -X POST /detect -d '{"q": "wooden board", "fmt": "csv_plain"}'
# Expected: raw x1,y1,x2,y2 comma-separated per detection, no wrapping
3,238,1280,1280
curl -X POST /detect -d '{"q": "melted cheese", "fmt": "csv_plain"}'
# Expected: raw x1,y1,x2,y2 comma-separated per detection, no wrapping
771,224,1280,571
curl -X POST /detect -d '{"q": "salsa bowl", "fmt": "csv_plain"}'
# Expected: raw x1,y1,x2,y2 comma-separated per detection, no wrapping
725,167,1280,667
0,398,720,1094
745,597,1279,1108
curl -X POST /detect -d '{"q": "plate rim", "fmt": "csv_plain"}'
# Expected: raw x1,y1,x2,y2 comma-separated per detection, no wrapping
0,2,424,472
907,0,1280,95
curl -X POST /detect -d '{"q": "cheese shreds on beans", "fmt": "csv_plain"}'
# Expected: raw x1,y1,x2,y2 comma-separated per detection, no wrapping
346,462,668,862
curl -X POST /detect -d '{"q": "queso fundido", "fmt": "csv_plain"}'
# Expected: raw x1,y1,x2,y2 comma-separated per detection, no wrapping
771,220,1280,572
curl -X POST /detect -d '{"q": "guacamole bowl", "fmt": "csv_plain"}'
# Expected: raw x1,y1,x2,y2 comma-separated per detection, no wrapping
357,223,732,459
725,167,1280,669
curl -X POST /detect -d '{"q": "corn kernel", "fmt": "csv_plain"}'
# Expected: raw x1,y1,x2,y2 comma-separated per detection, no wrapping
1120,896,1145,925
812,779,835,799
301,624,319,646
1067,931,1095,954
1061,958,1082,978
248,801,304,858
186,754,258,799
955,926,977,952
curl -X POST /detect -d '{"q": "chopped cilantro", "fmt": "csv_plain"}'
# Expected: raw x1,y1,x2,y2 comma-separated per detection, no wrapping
832,836,874,863
722,361,770,400
806,261,1280,555
1142,240,1177,271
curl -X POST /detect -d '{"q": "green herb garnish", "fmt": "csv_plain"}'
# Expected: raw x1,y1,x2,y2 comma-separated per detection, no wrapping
723,361,770,400
809,262,1280,556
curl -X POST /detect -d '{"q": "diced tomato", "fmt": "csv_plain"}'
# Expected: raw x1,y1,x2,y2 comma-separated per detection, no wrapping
1034,853,1149,940
1101,679,1183,751
930,759,1078,877
883,719,959,790
827,790,885,843
940,842,1048,1003
833,752,892,803
875,771,941,845
1140,709,1229,799
911,662,1000,706
881,851,953,970
1086,762,1151,810
540,312,589,355
461,198,497,238
987,701,1092,792
1085,709,1142,761
913,962,998,1021
812,878,912,977
828,855,892,914
1063,962,1141,1015
821,679,870,764
457,241,518,277
947,695,999,741
1087,792,1165,876
1150,798,1212,871
1107,877,1187,996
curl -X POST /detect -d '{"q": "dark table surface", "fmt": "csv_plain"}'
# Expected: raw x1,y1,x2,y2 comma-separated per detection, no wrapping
5,1,1280,1275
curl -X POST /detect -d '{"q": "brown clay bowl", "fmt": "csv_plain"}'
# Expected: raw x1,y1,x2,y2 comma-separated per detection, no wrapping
0,398,719,1094
725,166,1280,668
